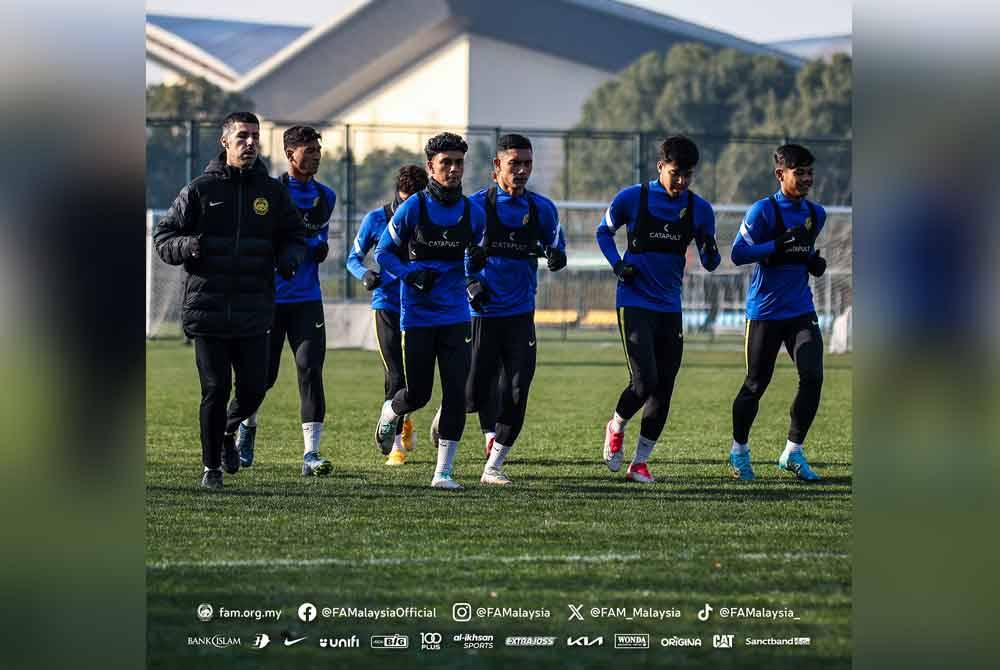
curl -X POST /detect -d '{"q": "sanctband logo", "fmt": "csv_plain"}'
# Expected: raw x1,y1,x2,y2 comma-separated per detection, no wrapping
567,636,604,647
614,634,650,649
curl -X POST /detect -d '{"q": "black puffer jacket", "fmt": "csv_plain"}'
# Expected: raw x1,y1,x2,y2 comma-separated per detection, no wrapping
154,154,307,338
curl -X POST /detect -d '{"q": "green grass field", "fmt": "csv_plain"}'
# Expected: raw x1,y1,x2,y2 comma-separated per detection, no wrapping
147,334,851,669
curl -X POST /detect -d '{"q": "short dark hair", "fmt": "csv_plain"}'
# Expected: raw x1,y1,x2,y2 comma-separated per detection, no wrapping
424,132,468,160
395,164,429,195
283,125,322,151
221,111,260,136
496,133,532,154
658,135,699,170
774,144,815,169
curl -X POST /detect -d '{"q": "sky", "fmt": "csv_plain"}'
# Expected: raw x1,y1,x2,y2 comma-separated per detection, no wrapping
145,0,852,43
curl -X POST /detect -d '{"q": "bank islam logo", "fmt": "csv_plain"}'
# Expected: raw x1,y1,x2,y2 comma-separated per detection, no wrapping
614,634,650,649
187,635,240,649
320,636,360,649
298,602,318,623
420,632,442,650
196,603,214,622
371,634,409,649
452,602,472,622
713,634,735,649
567,636,604,647
251,634,270,649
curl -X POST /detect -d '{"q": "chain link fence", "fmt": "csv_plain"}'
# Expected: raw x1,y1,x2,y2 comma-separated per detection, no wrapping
147,120,852,350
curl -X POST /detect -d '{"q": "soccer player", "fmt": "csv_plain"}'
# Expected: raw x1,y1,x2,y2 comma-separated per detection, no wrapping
347,164,429,466
728,144,828,481
372,132,487,490
596,135,721,483
153,112,306,489
464,133,566,486
236,125,337,477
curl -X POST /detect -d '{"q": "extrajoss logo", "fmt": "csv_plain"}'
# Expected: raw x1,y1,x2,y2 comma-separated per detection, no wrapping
420,632,442,650
567,636,603,647
506,636,557,647
196,603,214,622
713,634,734,649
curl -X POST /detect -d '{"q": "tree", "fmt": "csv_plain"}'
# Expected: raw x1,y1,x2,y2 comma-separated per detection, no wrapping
146,77,255,208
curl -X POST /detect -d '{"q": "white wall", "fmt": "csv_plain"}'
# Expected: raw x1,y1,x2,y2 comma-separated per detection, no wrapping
467,34,612,129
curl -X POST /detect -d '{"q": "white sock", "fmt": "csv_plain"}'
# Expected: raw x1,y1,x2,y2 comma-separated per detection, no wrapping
610,412,627,434
781,440,803,458
389,433,404,455
486,442,511,470
435,439,459,477
242,413,257,428
633,435,656,465
381,400,399,423
484,431,496,447
303,422,323,457
731,440,749,455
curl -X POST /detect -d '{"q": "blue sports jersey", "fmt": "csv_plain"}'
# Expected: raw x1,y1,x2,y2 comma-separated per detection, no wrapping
374,191,486,330
596,180,720,312
731,190,827,320
275,176,335,303
467,185,565,318
347,204,401,313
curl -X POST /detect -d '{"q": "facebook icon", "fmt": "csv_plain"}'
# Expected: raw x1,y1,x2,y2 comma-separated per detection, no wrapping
297,602,317,622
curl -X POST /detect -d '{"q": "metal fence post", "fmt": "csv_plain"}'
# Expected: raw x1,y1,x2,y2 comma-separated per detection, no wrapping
633,132,643,185
344,124,354,301
186,119,199,184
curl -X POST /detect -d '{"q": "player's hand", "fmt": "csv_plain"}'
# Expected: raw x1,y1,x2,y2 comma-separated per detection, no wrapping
467,245,487,272
362,270,381,291
313,241,329,263
405,269,438,293
277,256,298,280
775,224,812,253
546,247,567,272
807,251,827,277
185,235,201,260
613,260,639,284
698,234,718,258
466,278,490,311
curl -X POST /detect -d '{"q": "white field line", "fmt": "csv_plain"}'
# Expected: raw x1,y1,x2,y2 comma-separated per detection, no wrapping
147,551,848,571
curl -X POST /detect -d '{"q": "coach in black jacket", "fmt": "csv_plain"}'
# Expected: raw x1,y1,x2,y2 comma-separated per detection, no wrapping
154,111,307,489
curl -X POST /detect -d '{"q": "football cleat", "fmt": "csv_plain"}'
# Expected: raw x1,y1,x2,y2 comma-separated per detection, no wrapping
484,435,495,459
401,416,415,453
384,449,407,466
603,420,625,472
729,450,756,480
429,406,441,446
480,467,512,486
625,462,655,483
778,450,821,481
222,432,240,475
302,451,333,477
237,424,257,467
431,473,464,490
374,400,399,455
201,469,223,489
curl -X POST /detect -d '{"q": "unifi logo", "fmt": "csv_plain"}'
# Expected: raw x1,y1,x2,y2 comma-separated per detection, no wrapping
319,636,359,649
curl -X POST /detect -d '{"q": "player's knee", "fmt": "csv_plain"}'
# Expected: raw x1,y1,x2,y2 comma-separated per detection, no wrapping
408,386,432,408
631,375,658,400
742,377,768,398
799,366,823,388
200,378,230,401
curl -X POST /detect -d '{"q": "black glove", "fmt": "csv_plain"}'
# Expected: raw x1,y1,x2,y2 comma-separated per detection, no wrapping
545,247,567,272
362,270,381,291
313,241,329,263
277,256,298,280
774,224,813,253
185,235,201,260
807,251,827,277
613,260,639,284
404,269,438,293
466,278,490,312
467,245,487,272
698,234,718,258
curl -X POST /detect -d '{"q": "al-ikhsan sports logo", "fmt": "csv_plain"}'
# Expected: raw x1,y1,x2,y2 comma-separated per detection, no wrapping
253,197,269,215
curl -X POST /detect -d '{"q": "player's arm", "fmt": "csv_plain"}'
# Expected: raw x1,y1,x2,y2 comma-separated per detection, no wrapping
465,201,487,274
312,187,335,263
540,200,567,271
374,204,412,281
347,212,376,280
730,201,777,266
153,184,202,265
596,189,638,282
807,204,829,277
273,186,308,279
695,200,721,272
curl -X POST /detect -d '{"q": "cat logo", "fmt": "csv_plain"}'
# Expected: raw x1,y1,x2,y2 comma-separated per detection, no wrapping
522,213,530,225
678,207,687,219
253,197,269,215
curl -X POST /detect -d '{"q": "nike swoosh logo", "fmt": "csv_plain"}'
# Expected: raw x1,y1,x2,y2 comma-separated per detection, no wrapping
528,340,535,347
464,337,472,343
209,201,223,207
315,321,324,328
811,321,819,326
284,637,307,647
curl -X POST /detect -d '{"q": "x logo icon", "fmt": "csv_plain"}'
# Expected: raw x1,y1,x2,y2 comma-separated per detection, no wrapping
567,604,585,621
